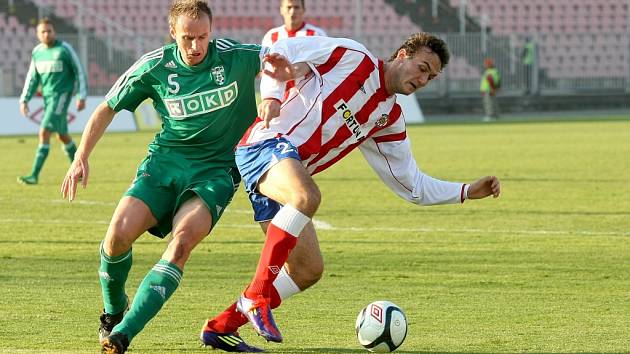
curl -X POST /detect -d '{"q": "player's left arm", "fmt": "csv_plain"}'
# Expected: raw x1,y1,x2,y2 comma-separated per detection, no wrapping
359,111,500,205
259,37,349,125
259,36,337,102
63,42,87,111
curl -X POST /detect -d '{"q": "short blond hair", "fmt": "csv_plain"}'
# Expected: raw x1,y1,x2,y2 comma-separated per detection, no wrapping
168,0,212,29
281,0,305,7
38,17,53,27
390,33,450,70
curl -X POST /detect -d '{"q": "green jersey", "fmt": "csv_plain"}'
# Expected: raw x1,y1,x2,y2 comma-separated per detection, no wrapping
106,39,264,165
20,39,87,102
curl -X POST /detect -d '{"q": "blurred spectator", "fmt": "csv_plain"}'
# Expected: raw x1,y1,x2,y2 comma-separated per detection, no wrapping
480,58,500,122
522,36,537,95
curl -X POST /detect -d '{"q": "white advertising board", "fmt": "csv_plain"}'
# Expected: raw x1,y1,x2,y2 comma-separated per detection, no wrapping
0,96,137,136
396,93,425,124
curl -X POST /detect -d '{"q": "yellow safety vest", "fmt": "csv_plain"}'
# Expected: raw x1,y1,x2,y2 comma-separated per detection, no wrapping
480,68,500,92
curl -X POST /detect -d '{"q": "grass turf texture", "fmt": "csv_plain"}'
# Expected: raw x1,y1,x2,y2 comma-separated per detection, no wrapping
0,120,629,353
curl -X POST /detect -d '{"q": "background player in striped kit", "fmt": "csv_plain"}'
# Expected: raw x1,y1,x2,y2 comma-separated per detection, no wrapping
60,1,294,353
262,0,327,47
18,18,87,185
201,33,501,349
262,0,327,100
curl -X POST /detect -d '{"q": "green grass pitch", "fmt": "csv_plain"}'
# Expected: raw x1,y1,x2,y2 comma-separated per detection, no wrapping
1,119,629,353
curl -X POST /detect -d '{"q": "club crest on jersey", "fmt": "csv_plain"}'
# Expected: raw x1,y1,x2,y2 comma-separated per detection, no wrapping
211,66,226,85
163,81,238,119
376,114,389,127
335,100,365,140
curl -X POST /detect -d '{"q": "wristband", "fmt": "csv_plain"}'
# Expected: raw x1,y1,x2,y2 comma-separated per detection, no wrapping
461,184,470,203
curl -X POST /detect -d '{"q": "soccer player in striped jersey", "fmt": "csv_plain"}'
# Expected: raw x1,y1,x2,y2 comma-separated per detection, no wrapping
262,0,327,48
202,33,501,349
60,1,294,353
263,0,327,100
18,18,87,185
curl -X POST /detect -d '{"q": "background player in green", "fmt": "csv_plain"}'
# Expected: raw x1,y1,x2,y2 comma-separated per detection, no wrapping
19,17,87,185
60,1,293,353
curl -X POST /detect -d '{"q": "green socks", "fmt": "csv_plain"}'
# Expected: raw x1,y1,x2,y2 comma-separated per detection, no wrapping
30,144,49,178
99,244,132,315
23,141,75,181
112,259,183,341
63,141,77,162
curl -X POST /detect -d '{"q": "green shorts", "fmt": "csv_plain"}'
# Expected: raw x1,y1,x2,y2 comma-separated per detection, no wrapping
42,92,72,134
124,152,241,238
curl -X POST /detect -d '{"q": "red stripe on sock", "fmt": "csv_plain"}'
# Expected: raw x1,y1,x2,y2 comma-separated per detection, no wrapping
245,224,298,299
270,286,282,309
204,285,283,333
204,302,247,333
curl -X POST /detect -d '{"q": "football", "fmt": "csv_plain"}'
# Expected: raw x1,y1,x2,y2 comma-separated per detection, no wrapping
355,301,408,352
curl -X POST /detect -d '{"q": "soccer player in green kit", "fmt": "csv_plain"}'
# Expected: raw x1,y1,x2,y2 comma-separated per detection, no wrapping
19,18,87,185
60,1,295,353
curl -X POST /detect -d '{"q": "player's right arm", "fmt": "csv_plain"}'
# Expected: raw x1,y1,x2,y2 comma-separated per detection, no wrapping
19,58,40,116
61,49,160,201
61,102,116,201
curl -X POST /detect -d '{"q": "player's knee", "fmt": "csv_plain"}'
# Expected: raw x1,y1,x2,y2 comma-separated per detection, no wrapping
165,238,193,264
102,232,132,257
289,184,321,216
167,228,203,264
104,219,138,255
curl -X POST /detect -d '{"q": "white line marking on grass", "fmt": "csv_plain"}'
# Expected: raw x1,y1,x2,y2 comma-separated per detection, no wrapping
2,218,628,237
312,219,333,230
1,218,110,225
48,199,117,206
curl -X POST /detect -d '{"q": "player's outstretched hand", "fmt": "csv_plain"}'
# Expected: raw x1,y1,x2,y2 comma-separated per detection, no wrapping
258,98,281,129
262,53,294,82
61,156,90,201
467,175,501,199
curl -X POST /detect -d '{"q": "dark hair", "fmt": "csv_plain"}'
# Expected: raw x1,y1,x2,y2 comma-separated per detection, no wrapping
389,33,450,70
168,0,212,28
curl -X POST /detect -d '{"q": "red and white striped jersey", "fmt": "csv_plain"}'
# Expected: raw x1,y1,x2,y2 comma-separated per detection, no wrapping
242,36,467,206
262,23,327,99
261,22,327,47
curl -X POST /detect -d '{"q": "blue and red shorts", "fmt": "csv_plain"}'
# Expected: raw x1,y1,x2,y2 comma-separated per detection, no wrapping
235,137,301,222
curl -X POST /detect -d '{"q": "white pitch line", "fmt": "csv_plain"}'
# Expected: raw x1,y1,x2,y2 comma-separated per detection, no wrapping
9,199,629,237
1,218,628,237
1,218,110,225
48,199,117,206
312,219,333,230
